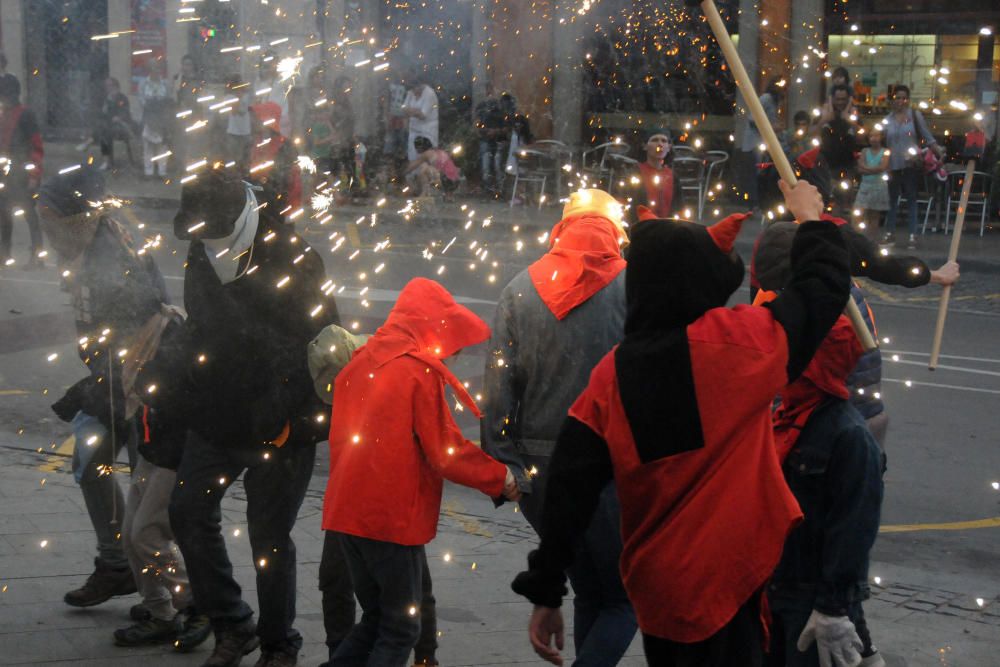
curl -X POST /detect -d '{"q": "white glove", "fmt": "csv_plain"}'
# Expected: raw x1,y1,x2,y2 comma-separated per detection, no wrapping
796,609,863,667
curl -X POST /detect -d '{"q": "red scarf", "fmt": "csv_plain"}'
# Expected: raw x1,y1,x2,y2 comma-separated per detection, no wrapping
637,162,675,218
773,317,863,460
527,215,626,320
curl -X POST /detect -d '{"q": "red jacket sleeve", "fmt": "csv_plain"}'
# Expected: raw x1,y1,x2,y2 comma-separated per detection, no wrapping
413,374,507,497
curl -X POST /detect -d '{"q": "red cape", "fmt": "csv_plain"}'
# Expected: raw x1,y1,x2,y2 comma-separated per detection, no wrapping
527,215,626,320
637,162,676,218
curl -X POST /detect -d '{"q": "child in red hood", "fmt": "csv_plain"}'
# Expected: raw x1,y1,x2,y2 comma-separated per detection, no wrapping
323,278,519,665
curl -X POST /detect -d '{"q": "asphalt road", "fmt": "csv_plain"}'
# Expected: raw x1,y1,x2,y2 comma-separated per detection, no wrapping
1,198,999,665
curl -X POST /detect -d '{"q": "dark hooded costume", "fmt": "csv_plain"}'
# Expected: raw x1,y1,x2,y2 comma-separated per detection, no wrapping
512,207,851,661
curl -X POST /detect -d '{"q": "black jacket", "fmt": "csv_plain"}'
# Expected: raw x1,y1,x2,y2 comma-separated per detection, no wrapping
769,398,884,615
140,212,339,450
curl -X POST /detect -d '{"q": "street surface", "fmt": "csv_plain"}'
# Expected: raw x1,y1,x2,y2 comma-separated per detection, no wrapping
1,168,999,665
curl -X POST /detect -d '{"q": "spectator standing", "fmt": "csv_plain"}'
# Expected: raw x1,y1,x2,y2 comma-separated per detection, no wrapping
95,78,136,171
139,63,172,179
854,127,891,235
816,83,861,216
402,78,439,161
474,83,511,196
304,66,334,175
223,75,252,174
0,74,44,268
740,76,784,208
622,130,683,223
256,50,292,138
328,76,355,191
783,111,813,160
882,84,942,248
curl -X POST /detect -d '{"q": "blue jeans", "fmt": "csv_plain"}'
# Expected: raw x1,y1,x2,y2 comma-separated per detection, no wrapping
565,483,637,666
885,167,920,235
169,431,315,653
479,140,506,189
332,533,426,666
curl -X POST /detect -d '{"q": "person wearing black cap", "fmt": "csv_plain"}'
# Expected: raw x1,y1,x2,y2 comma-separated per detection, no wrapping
139,168,340,667
0,73,44,268
37,168,167,610
621,130,684,225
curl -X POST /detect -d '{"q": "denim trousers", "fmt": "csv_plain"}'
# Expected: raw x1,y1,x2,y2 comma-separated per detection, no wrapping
330,533,430,666
885,167,920,235
319,530,438,660
169,431,315,653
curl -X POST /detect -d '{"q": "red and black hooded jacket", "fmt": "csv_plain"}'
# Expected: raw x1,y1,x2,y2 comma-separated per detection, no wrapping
323,278,508,546
512,210,851,642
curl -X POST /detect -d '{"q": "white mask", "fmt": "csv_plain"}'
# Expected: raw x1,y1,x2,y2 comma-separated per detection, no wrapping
201,183,260,284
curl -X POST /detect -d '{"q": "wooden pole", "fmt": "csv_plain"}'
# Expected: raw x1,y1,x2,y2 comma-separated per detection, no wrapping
697,0,877,352
928,160,974,370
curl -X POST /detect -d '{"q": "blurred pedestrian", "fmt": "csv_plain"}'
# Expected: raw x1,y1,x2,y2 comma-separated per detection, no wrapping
403,136,459,199
783,111,813,161
474,82,510,196
402,77,438,161
483,189,638,664
139,62,172,178
816,83,861,217
323,278,520,666
223,75,252,174
139,167,340,667
256,50,292,137
94,77,136,171
173,54,205,174
328,76,355,192
854,127,890,235
882,84,942,248
37,168,167,610
739,76,784,208
249,102,301,211
0,73,44,268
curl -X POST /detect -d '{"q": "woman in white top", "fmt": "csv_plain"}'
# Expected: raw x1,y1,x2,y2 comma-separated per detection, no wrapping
402,79,439,161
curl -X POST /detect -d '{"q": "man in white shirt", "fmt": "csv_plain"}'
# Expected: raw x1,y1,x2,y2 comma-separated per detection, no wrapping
402,78,438,161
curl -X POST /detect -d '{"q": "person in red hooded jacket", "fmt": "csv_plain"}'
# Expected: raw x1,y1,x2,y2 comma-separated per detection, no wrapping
249,102,302,212
511,180,852,666
323,278,520,666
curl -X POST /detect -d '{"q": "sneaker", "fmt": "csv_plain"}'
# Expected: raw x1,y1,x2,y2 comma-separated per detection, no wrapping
113,616,182,646
130,603,152,621
252,650,297,667
201,620,260,667
64,559,137,607
175,608,212,653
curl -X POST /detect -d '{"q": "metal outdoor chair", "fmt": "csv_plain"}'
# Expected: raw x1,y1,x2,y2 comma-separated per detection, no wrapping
672,156,706,219
606,153,639,197
703,150,730,218
532,139,574,200
672,145,697,159
581,141,630,189
509,148,548,209
942,170,993,237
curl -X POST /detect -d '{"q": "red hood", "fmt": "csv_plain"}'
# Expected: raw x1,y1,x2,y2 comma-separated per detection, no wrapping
365,278,490,416
774,316,863,459
528,215,626,320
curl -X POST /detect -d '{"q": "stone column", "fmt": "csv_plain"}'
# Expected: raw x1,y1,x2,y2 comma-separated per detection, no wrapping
0,0,27,86
734,0,760,148
107,0,133,108
551,8,583,146
788,0,824,115
165,0,189,84
470,0,488,108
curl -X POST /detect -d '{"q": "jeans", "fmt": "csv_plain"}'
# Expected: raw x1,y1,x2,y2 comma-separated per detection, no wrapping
642,591,763,667
123,455,191,620
71,411,135,570
0,191,42,259
885,167,920,235
565,483,637,666
331,533,428,666
169,432,315,653
479,140,506,189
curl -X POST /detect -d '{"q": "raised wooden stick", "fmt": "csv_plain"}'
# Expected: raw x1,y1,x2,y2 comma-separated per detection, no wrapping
693,0,877,351
928,160,974,370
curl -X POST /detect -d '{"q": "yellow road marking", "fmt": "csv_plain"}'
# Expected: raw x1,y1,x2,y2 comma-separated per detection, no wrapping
37,435,75,472
441,499,494,538
0,390,30,396
855,278,898,303
880,517,1000,533
346,224,362,248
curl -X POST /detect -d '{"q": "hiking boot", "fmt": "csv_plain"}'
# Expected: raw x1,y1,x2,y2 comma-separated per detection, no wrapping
174,608,212,653
130,603,152,621
201,620,260,667
252,650,297,667
64,559,137,607
113,616,182,646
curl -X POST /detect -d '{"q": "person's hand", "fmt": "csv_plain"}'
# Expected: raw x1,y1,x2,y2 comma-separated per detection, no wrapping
796,609,863,667
503,467,522,502
932,143,945,159
931,260,960,286
528,605,564,665
779,179,825,223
